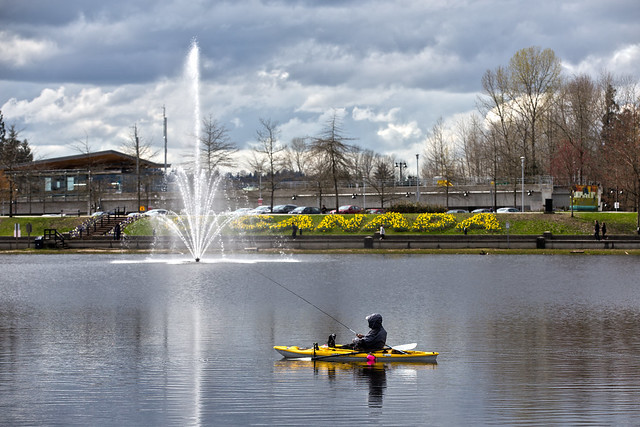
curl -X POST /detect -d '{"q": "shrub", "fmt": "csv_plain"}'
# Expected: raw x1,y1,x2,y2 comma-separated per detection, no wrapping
388,202,446,214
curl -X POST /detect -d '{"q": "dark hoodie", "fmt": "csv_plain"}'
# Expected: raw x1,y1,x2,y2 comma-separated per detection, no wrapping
355,313,387,351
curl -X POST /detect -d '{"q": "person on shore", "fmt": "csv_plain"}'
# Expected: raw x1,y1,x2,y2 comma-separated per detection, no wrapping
594,220,600,240
349,313,387,351
379,225,385,240
602,222,607,239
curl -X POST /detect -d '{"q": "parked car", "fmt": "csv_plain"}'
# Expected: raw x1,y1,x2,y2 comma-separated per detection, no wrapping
471,208,493,213
290,206,322,215
336,205,363,214
127,211,143,217
145,209,169,216
232,207,253,215
366,208,385,214
446,209,468,214
249,206,272,214
496,207,520,213
272,204,298,214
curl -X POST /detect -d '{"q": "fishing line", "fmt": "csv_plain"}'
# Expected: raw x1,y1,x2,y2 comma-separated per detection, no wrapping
252,268,358,335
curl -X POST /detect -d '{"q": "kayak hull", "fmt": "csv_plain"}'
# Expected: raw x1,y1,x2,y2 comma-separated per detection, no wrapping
274,345,438,363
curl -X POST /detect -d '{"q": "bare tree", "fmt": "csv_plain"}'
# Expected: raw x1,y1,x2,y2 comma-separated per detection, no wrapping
549,74,601,186
424,117,457,208
200,115,237,175
600,78,640,227
254,118,285,211
121,124,158,212
456,113,487,180
311,111,355,211
286,137,309,175
508,46,562,175
0,122,34,216
368,154,394,208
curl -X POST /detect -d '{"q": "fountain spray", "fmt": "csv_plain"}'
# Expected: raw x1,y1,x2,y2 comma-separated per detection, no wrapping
156,39,237,262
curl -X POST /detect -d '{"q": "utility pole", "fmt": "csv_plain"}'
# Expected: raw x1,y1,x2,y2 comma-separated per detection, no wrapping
416,154,420,202
135,124,141,211
163,106,168,177
520,156,525,212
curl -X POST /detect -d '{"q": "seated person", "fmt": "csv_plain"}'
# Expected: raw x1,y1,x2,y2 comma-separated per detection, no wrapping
349,313,387,351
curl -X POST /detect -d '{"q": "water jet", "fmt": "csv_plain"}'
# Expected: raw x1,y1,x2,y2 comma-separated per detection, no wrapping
154,39,237,262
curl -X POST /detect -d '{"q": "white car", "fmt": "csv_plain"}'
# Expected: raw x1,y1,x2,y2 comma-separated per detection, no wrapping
145,209,169,216
233,208,253,214
496,207,520,213
249,206,272,214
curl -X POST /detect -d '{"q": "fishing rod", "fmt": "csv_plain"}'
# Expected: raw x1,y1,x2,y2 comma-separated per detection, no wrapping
252,269,358,335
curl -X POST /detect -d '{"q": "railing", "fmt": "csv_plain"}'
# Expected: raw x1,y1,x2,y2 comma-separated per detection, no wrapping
43,229,67,248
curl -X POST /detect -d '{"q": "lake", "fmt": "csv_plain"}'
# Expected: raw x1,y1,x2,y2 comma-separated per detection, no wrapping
1,253,640,425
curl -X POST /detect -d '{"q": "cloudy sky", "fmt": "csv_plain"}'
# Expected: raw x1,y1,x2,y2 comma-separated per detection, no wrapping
1,0,638,171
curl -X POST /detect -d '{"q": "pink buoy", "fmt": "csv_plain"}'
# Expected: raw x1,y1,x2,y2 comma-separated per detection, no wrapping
366,354,376,364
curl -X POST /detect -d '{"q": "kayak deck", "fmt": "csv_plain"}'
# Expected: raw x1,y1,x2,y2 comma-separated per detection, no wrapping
274,345,438,363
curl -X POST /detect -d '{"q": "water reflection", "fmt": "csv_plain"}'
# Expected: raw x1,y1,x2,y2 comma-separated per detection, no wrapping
273,359,436,410
3,254,640,424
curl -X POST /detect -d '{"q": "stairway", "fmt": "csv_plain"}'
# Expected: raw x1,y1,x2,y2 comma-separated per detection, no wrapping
82,214,128,238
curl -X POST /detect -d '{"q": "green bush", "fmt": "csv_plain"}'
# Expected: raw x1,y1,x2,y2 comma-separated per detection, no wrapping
388,202,446,214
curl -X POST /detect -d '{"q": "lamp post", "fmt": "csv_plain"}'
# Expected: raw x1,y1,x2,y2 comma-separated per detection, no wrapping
520,156,525,212
395,162,407,186
415,154,420,202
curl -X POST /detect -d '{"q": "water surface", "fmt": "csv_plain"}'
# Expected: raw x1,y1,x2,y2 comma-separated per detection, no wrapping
1,254,639,425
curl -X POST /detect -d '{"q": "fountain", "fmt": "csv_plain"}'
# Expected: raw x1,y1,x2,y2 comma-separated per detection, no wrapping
156,40,237,262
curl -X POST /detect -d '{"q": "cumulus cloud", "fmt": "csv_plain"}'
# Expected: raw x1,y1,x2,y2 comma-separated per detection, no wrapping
0,31,59,67
378,121,422,142
0,0,638,165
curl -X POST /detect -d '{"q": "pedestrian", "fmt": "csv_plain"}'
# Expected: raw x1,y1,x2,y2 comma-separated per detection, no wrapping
379,224,385,240
602,222,607,239
291,223,298,239
321,204,327,214
114,223,121,240
594,220,600,240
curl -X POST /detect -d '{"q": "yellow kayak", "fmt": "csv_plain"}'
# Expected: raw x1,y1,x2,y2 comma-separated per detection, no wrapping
274,345,438,363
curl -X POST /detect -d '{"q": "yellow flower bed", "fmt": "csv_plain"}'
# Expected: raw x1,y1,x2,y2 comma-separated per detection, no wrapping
455,213,501,232
342,214,365,232
410,213,456,232
315,214,364,232
229,215,274,232
229,212,502,234
364,212,410,231
268,215,314,232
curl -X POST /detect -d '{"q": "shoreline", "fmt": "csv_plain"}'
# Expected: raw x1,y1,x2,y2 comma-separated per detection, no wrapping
1,247,639,256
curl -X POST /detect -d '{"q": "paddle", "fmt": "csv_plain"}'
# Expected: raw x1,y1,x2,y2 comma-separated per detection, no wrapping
391,343,417,351
311,350,365,361
310,343,417,361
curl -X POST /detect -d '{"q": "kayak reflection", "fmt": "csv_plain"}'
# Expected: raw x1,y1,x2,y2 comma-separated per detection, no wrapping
274,360,436,409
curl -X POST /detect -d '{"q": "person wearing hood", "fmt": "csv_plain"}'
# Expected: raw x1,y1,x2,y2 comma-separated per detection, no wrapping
351,313,387,351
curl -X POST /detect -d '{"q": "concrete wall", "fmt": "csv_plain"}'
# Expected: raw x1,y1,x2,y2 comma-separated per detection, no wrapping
7,182,558,215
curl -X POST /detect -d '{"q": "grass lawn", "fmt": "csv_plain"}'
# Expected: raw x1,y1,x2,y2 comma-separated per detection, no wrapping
0,216,86,237
1,211,638,237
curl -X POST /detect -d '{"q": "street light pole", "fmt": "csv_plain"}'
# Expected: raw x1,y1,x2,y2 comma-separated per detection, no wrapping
416,154,420,202
520,156,525,212
395,162,407,186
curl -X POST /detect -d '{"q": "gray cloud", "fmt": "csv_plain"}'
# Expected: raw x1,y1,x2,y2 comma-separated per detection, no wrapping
1,0,639,167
